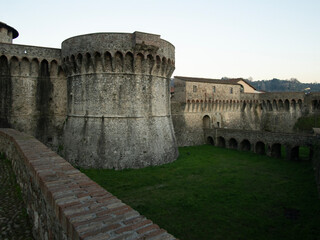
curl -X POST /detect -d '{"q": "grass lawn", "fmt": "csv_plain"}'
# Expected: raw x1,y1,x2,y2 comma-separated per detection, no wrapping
81,145,320,240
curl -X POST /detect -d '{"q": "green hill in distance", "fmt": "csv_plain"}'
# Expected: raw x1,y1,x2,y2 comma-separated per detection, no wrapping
248,78,320,92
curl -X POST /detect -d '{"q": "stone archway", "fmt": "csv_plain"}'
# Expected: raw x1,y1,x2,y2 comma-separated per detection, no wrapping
240,139,251,151
217,136,226,148
271,143,281,158
255,141,266,155
290,146,300,161
228,138,238,149
207,136,214,145
203,115,210,128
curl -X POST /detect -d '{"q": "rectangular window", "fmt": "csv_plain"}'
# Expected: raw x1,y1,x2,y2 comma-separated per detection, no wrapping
213,86,216,93
230,87,233,94
193,85,197,92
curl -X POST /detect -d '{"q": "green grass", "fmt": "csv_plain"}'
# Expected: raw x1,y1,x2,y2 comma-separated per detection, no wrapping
81,145,320,240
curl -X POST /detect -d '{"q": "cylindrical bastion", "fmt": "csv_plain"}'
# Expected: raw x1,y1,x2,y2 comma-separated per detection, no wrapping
61,31,178,169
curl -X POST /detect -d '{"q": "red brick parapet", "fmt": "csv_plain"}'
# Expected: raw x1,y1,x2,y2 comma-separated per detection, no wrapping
0,128,176,240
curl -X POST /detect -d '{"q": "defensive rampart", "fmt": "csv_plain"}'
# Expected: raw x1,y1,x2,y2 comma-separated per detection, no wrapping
0,43,66,149
62,32,178,169
172,90,320,147
204,128,316,160
0,128,176,240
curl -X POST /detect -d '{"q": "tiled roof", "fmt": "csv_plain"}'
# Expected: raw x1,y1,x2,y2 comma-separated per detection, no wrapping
174,76,256,90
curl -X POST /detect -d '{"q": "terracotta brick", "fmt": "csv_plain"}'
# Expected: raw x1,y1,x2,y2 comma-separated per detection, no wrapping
96,196,118,204
96,205,129,217
72,214,113,228
113,206,133,216
143,229,167,239
136,224,160,234
85,232,111,240
115,219,152,234
122,216,145,225
79,223,121,239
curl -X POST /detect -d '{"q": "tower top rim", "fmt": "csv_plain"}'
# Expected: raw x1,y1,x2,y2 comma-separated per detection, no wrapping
0,21,19,39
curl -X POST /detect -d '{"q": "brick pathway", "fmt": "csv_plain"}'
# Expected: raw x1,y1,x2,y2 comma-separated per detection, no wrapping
0,155,34,240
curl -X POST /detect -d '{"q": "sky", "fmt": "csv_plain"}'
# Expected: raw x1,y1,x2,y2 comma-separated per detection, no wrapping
1,0,320,83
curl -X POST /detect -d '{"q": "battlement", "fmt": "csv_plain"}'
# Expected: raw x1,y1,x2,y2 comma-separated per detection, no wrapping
61,32,175,77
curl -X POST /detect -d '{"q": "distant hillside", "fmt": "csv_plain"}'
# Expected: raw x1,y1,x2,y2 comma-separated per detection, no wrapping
248,78,320,92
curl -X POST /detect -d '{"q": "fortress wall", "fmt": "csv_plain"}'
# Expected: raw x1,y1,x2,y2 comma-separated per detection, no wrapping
243,93,306,132
259,92,305,101
0,43,61,59
0,43,66,149
171,100,244,146
171,80,281,146
207,127,315,146
183,81,241,102
172,78,186,102
0,128,176,240
171,91,317,146
61,32,178,169
171,111,205,146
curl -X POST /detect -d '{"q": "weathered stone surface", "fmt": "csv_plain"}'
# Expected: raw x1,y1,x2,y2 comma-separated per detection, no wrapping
61,32,178,169
204,127,316,160
0,22,18,44
172,76,320,146
0,28,178,169
0,43,66,151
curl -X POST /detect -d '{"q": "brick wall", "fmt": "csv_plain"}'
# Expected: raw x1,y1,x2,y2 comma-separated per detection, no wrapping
0,128,176,240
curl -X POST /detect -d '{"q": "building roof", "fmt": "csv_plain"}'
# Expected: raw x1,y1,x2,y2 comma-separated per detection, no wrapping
174,76,256,90
232,78,257,91
175,76,238,85
0,21,19,39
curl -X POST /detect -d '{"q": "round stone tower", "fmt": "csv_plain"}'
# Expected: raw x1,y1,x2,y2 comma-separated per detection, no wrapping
61,31,178,169
0,22,18,43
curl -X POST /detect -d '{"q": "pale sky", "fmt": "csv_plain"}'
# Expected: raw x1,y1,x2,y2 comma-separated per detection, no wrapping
2,0,320,83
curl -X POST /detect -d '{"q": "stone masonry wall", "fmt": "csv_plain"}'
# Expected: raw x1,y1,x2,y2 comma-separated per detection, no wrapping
0,43,67,150
172,79,320,146
0,128,176,240
62,32,178,169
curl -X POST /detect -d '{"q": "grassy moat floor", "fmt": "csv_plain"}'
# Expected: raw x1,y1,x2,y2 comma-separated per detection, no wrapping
81,145,320,240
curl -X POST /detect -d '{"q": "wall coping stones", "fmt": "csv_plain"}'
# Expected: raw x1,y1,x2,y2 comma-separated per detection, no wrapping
0,128,176,240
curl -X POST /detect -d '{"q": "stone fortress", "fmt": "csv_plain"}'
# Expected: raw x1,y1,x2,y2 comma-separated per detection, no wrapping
171,76,320,148
1,21,320,168
0,22,178,169
2,21,320,240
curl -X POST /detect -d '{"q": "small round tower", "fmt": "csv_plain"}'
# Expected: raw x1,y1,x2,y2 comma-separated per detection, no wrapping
62,31,178,169
0,22,18,43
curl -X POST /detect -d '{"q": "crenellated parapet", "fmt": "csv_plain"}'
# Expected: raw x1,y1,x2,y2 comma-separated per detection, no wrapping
0,54,63,78
0,44,63,77
61,32,175,78
181,91,310,114
0,43,66,147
